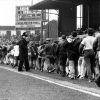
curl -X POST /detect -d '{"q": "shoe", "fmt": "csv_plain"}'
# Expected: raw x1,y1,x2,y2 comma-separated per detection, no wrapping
18,69,23,72
12,65,17,68
77,75,81,78
68,74,71,78
70,77,75,80
66,73,69,77
61,74,66,77
11,63,14,66
89,79,92,82
31,67,35,69
6,63,9,65
26,68,30,72
1,62,4,64
79,76,85,79
40,69,43,72
48,68,56,73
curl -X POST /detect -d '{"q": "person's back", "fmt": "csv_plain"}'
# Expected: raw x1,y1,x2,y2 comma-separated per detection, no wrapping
42,42,53,56
93,35,100,52
1,46,8,62
57,35,68,77
51,42,58,57
2,46,7,55
7,44,13,53
67,32,81,60
57,39,68,56
13,44,19,57
38,43,46,57
67,31,82,79
18,37,29,61
67,37,81,55
82,36,95,50
80,28,95,82
93,33,100,77
30,44,38,58
72,37,82,52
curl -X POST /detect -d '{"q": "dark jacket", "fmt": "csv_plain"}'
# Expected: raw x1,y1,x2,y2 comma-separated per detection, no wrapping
42,44,53,56
18,38,28,60
29,45,38,59
67,37,82,60
57,40,68,56
93,35,100,52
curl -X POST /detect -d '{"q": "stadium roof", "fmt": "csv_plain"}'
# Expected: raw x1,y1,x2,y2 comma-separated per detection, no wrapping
30,0,89,10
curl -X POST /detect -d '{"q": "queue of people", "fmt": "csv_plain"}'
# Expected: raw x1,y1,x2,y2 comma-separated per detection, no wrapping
0,29,100,86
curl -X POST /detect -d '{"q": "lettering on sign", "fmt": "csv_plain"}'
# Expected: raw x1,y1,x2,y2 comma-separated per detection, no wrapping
16,6,46,28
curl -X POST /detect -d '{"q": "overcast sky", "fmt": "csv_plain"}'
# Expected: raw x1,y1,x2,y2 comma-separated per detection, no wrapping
0,0,44,26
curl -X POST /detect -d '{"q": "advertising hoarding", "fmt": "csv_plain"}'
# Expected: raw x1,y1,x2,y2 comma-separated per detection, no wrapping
16,6,46,28
16,21,41,28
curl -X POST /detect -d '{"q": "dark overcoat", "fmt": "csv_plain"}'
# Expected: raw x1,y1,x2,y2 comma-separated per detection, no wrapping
18,38,28,61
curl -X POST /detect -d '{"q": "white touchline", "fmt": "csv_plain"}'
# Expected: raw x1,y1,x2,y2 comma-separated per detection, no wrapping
0,66,100,98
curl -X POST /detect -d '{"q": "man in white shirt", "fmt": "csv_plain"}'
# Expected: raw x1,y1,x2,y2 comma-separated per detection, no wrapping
79,28,95,82
13,41,19,68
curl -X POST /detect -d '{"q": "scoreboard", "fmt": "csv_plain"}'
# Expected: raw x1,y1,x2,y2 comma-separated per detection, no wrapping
16,6,46,29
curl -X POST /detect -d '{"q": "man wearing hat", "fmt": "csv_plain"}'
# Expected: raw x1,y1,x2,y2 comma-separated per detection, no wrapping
18,32,30,71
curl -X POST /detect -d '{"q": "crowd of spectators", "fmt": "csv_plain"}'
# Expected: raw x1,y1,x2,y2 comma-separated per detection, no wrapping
0,28,100,87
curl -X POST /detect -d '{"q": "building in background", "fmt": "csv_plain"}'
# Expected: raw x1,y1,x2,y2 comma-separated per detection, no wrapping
0,26,15,39
0,26,15,36
30,0,100,36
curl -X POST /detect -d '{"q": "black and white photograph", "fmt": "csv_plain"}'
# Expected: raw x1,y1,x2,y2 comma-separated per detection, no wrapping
0,0,100,100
